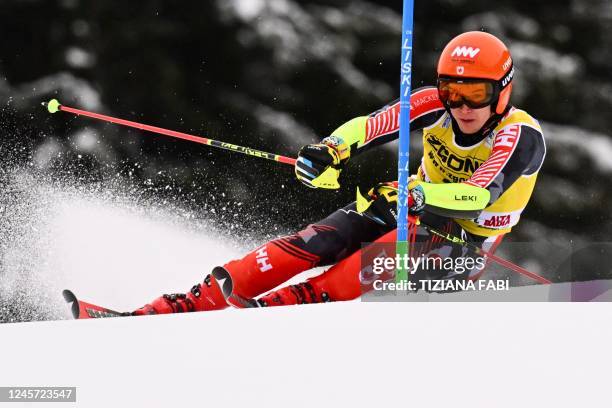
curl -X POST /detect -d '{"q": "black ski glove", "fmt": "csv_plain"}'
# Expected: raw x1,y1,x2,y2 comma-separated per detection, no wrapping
295,136,350,189
357,182,426,227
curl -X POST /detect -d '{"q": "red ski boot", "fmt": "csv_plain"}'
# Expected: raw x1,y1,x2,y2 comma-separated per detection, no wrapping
132,273,228,315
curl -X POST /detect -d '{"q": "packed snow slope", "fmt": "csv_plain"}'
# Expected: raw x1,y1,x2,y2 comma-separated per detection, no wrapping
1,301,612,407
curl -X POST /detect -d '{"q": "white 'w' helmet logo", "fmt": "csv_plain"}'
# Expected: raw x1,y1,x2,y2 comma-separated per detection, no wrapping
451,46,480,58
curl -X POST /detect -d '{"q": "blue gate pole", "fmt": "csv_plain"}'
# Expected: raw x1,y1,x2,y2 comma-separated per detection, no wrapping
396,0,415,284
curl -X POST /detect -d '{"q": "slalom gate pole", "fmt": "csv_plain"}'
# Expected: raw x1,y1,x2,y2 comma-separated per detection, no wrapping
43,99,297,166
418,220,552,284
396,0,415,284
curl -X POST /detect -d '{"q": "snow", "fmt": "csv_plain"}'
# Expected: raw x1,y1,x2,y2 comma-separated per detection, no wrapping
0,170,244,321
1,301,612,407
253,103,318,146
226,0,266,21
71,129,99,152
0,170,610,406
0,169,325,322
14,72,102,110
47,194,240,312
510,42,584,79
462,11,540,40
32,138,63,169
216,0,393,100
65,47,96,69
543,122,612,173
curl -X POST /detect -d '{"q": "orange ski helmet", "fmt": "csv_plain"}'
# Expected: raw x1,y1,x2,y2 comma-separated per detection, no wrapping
437,31,514,114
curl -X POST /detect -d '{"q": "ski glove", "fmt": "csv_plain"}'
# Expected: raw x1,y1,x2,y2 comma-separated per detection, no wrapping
357,181,425,227
295,136,350,189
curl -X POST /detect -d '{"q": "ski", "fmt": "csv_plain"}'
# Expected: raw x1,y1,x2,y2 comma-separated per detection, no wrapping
62,289,126,319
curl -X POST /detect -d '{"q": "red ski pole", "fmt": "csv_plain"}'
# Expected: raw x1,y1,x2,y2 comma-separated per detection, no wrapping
44,99,297,166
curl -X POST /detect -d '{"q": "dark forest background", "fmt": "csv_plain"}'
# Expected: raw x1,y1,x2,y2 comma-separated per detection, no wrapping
1,0,612,284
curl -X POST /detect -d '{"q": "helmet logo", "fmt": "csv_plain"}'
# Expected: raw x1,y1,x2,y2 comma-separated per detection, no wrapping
501,66,515,87
456,66,465,75
451,46,480,58
502,56,512,71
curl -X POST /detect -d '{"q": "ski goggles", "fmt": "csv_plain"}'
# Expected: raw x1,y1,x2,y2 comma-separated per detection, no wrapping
437,78,497,109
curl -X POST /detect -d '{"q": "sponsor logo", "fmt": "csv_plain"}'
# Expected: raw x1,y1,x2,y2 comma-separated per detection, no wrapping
221,142,268,159
401,37,412,98
86,308,120,318
502,56,512,71
495,125,519,148
411,93,439,109
477,210,521,229
454,195,477,201
501,66,515,87
456,66,465,75
451,46,481,58
255,246,273,272
483,214,511,227
426,134,483,174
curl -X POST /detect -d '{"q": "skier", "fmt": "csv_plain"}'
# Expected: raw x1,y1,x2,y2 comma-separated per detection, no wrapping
132,31,546,315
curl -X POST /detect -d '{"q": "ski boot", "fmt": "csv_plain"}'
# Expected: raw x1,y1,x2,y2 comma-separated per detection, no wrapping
132,273,228,315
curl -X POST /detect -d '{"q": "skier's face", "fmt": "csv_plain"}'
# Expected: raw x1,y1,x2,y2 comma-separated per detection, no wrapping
450,104,494,134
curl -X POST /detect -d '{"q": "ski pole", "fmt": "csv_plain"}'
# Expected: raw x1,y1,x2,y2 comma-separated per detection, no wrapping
43,99,297,166
418,220,552,284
